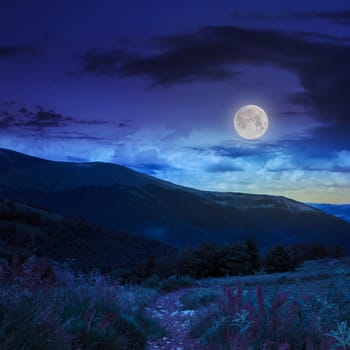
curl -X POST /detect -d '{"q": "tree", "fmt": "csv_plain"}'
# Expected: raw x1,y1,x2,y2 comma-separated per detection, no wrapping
264,245,296,273
217,244,252,276
332,245,346,258
245,237,260,273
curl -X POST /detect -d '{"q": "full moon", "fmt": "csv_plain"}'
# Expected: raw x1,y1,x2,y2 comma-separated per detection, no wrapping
234,105,269,140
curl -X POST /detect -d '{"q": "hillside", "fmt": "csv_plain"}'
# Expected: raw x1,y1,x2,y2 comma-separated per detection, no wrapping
0,148,349,251
0,196,174,271
307,203,350,223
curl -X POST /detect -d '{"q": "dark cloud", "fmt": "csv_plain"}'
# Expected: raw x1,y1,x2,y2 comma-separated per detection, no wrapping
309,125,350,152
0,45,41,58
136,162,171,171
79,49,125,76
231,10,280,21
131,162,177,175
28,107,73,128
231,10,350,26
80,25,320,84
280,30,350,130
332,166,350,173
189,143,281,164
78,119,111,126
286,92,314,109
0,112,15,129
0,105,117,131
288,11,350,25
266,165,295,172
0,107,73,130
295,31,350,44
66,156,90,162
206,163,243,173
302,164,350,173
274,123,350,164
209,144,274,159
47,132,107,141
77,24,350,154
118,26,318,85
117,120,133,128
279,110,314,117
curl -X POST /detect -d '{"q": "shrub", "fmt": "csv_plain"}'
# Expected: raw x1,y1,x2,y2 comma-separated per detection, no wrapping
179,244,221,278
62,298,147,350
179,242,260,279
0,293,71,350
245,237,261,272
264,245,296,273
218,244,253,276
0,255,56,288
189,281,350,350
0,260,164,349
158,275,194,292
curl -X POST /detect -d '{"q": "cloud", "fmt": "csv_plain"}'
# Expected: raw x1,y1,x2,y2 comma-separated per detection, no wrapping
0,111,15,129
0,107,72,130
206,162,243,173
335,150,350,170
117,120,133,128
45,132,107,141
111,146,177,175
66,155,90,162
78,24,350,128
288,11,350,25
27,107,73,128
133,162,177,175
0,105,124,131
74,25,350,160
231,10,350,26
265,154,294,172
113,25,322,85
79,49,125,76
117,26,309,85
209,143,275,159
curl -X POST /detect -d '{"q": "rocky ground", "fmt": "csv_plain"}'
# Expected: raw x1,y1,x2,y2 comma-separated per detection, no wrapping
146,289,201,350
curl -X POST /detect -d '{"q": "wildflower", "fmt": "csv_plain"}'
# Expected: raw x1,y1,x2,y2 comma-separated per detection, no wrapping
325,321,350,348
232,308,251,334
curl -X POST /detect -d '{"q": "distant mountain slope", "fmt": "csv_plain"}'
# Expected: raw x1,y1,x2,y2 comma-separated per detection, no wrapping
0,196,174,271
0,148,350,251
306,203,350,223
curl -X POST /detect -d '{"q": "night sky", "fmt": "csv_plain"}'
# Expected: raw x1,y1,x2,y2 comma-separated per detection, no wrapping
1,0,350,203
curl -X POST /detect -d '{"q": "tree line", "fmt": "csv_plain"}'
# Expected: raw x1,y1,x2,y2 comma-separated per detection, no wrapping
120,238,346,283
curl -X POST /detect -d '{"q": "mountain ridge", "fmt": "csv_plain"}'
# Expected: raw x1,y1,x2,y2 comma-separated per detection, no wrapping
0,195,174,271
306,203,350,223
0,148,349,251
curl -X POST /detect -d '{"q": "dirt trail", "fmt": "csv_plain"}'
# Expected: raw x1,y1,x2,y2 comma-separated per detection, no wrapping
146,288,201,350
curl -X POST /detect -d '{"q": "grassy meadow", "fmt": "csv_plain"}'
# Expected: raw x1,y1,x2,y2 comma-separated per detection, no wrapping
1,255,350,349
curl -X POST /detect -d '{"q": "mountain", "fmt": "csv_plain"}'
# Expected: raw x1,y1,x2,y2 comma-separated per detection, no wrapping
0,148,349,251
306,203,350,223
0,196,174,271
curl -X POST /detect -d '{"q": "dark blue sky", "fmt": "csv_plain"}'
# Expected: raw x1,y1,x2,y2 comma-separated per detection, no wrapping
1,0,350,203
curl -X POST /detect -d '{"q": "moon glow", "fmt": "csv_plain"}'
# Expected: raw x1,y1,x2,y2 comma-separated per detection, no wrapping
234,105,269,140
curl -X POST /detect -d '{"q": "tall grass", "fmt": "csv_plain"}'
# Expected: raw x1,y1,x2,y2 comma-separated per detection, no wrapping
190,278,350,350
0,256,164,350
180,288,222,310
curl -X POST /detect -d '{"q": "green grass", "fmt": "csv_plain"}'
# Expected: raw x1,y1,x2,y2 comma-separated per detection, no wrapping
2,255,350,349
143,274,195,293
187,271,350,350
0,277,164,350
180,288,222,310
